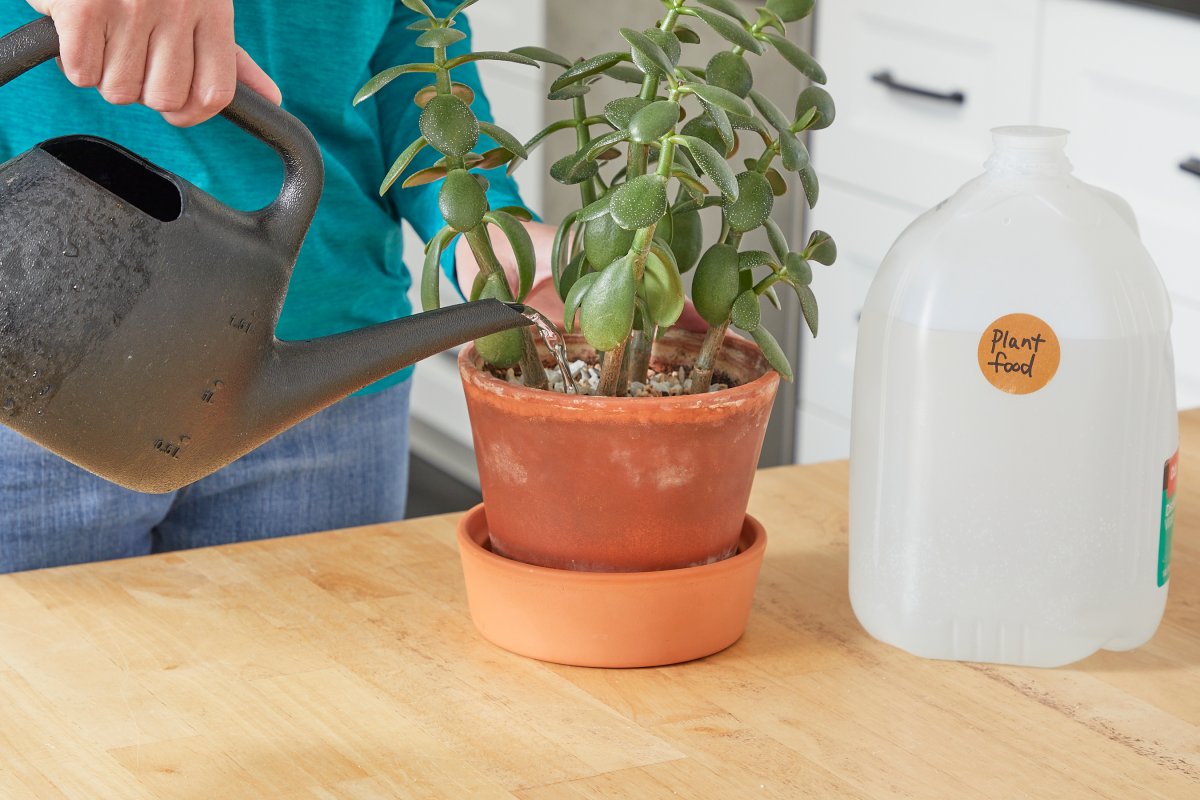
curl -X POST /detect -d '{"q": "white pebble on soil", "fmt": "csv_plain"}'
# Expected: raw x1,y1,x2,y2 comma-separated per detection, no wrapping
509,360,728,397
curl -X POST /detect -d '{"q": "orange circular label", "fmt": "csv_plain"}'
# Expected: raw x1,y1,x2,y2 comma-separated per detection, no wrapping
977,313,1060,394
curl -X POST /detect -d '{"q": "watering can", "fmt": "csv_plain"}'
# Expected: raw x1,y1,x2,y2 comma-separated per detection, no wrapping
0,17,532,493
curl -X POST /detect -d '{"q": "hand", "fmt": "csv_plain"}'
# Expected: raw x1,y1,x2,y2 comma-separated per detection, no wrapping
29,0,281,126
455,218,708,333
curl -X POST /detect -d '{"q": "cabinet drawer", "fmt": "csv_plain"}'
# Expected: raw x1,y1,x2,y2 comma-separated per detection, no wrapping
800,180,919,420
812,0,1039,209
1038,0,1200,306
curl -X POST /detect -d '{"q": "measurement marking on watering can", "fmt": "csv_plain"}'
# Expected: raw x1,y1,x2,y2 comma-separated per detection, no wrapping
200,379,224,404
229,315,254,334
154,435,192,459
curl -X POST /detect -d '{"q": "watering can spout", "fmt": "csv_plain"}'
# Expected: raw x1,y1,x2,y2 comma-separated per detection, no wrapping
256,300,532,426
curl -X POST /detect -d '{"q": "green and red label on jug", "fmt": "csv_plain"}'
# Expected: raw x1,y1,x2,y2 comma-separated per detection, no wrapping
1159,449,1179,587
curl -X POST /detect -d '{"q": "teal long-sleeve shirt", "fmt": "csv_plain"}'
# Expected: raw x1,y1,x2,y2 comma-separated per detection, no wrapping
0,1,526,392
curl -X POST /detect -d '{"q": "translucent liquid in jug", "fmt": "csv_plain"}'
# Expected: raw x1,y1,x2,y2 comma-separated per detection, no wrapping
849,127,1178,667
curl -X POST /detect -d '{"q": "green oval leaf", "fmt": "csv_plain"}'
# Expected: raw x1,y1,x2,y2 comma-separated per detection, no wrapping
604,97,650,129
559,250,587,304
686,83,753,118
419,95,479,157
475,121,528,161
550,51,628,93
756,7,788,34
510,45,572,68
644,29,682,66
763,33,826,84
764,218,789,261
620,28,676,79
794,282,818,337
577,194,612,222
485,210,536,300
668,210,704,273
675,135,738,199
779,130,810,172
585,128,631,161
476,146,516,170
609,175,668,231
681,115,733,158
402,164,449,189
580,257,637,351
786,252,814,285
416,28,467,48
439,169,488,232
641,251,685,328
548,83,590,101
706,51,753,98
584,212,635,270
799,164,819,209
563,270,599,333
692,244,741,325
551,212,577,291
703,103,735,154
675,25,702,44
731,289,761,332
444,50,541,70
628,100,680,144
805,229,837,265
694,0,749,23
751,325,794,380
354,63,438,105
421,226,457,312
692,8,764,55
379,136,428,195
402,0,435,18
550,150,599,185
603,63,649,84
739,250,778,271
749,90,792,135
765,167,787,196
766,0,815,24
723,171,774,233
795,85,836,130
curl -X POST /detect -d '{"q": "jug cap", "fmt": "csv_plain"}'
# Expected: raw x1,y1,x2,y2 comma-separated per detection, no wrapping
987,126,1072,175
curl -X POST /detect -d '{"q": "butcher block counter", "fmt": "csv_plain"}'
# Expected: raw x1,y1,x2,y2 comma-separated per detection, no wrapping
0,412,1197,798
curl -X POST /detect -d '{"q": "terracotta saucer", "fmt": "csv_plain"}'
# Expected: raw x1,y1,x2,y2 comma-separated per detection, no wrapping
456,504,767,668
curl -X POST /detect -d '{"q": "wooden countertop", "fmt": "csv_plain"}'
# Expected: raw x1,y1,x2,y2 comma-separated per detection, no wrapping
1,414,1197,799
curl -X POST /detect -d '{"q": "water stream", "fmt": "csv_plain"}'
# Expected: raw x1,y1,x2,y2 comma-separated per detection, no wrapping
521,308,576,394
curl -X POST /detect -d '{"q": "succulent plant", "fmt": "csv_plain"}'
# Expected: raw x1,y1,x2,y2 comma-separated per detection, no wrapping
360,0,836,396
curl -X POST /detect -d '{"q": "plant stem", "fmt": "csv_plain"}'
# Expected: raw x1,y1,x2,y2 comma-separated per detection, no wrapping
689,320,728,394
572,95,598,207
597,337,628,396
626,327,655,389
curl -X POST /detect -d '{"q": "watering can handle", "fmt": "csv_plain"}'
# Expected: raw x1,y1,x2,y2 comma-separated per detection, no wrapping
0,16,323,252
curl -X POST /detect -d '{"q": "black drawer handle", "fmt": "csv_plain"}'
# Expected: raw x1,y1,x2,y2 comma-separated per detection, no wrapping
871,70,965,105
1182,158,1200,178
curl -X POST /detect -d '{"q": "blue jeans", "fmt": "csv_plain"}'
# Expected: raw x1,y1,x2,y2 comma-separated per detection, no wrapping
0,380,412,573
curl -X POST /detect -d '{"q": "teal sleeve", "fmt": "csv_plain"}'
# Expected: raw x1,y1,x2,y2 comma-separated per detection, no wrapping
369,1,529,297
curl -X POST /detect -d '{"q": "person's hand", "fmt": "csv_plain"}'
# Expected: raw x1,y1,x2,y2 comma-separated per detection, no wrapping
456,218,708,333
28,0,281,127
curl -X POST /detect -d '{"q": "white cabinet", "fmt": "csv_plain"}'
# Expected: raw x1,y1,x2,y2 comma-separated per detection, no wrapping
1039,0,1200,408
801,0,1200,464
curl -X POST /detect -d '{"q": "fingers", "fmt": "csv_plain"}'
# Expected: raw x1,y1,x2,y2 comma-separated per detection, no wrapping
38,0,261,127
141,12,194,112
234,47,281,105
50,1,105,87
96,2,152,104
159,6,236,126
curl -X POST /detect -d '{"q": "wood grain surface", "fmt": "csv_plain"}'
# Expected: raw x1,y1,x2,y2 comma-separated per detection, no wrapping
0,413,1197,799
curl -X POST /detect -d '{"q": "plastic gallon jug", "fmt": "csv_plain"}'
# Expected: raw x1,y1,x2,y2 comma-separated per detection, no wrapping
848,126,1178,667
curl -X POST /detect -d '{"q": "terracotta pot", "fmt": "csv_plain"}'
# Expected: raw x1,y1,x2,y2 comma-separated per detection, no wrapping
457,504,767,667
457,328,779,572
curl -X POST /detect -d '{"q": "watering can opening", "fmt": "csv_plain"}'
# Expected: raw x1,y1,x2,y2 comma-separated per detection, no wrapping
40,136,183,222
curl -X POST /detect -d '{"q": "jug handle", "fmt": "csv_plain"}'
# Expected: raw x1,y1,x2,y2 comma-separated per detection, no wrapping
0,16,323,254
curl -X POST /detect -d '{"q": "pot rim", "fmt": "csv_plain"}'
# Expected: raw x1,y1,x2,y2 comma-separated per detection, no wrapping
457,327,781,411
458,503,767,582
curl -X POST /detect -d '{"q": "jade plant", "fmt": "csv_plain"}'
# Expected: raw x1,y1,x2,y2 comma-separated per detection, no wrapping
358,0,836,396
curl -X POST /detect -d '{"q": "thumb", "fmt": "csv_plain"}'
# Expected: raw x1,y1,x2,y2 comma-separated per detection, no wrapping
235,46,282,105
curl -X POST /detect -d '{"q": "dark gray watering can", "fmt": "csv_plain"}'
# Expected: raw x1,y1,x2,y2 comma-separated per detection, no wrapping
0,17,531,493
